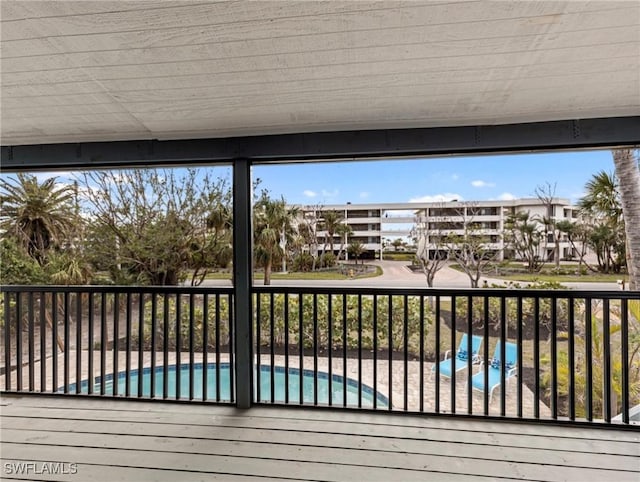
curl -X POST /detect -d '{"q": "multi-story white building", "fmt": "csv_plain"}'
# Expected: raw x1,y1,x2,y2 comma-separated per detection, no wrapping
298,198,580,262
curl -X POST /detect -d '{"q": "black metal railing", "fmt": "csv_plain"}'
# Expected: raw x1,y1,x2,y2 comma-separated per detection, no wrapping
252,286,639,425
1,284,638,425
1,286,234,403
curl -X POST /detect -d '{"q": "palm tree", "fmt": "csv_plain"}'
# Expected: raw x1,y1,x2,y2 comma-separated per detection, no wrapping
578,170,626,274
347,241,365,265
612,148,640,290
320,210,343,255
0,174,76,264
254,193,296,285
335,223,353,261
579,171,622,219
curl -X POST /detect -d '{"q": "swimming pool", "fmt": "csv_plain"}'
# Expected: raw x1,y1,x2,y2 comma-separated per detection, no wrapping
69,363,389,408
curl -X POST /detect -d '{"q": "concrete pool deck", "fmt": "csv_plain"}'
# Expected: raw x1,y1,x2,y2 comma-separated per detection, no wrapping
3,350,550,418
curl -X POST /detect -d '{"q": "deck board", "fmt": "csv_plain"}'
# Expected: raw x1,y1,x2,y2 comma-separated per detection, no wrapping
1,395,638,481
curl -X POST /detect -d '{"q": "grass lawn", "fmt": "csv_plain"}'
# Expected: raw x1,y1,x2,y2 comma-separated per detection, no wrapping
495,273,626,283
200,266,383,281
449,263,626,283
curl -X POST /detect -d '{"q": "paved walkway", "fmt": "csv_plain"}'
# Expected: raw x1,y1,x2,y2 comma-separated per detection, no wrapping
203,260,619,290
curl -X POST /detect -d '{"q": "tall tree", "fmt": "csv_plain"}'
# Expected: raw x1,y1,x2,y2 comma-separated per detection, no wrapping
0,174,77,264
391,238,405,251
335,223,353,261
347,241,365,265
556,219,591,274
320,210,343,255
254,192,297,285
412,217,447,288
445,203,499,287
81,168,231,285
612,148,640,290
298,205,322,270
504,211,546,273
578,170,626,274
535,182,561,269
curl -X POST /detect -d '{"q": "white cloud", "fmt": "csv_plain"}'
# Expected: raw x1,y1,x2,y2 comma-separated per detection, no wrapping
471,180,495,188
359,191,370,199
451,174,459,180
303,190,317,198
35,171,75,182
497,192,516,200
408,193,463,203
321,189,338,197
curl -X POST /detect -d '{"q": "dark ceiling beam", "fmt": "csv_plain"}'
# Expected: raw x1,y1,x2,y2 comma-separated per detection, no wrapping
1,116,639,171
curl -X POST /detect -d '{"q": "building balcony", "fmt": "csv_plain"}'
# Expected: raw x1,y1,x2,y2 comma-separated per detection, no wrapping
1,284,637,479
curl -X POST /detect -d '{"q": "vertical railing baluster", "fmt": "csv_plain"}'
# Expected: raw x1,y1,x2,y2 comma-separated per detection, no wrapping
40,293,46,392
228,293,234,404
4,292,11,391
388,294,393,411
163,294,169,400
403,295,408,412
175,293,181,400
151,293,157,399
256,293,261,403
214,293,221,402
568,297,575,421
466,295,472,415
75,292,82,395
313,293,319,406
419,295,424,413
189,293,195,401
327,294,332,407
483,296,489,416
373,294,378,410
15,293,23,392
113,293,119,397
299,293,304,405
342,294,347,408
533,297,540,419
603,298,611,423
357,294,362,409
284,293,290,404
550,296,558,419
51,292,57,393
138,293,144,398
270,292,275,404
28,293,34,392
450,295,456,414
435,295,441,413
516,296,523,418
124,293,131,397
202,293,209,402
621,298,630,425
63,292,69,394
500,296,506,417
87,293,94,395
100,292,107,396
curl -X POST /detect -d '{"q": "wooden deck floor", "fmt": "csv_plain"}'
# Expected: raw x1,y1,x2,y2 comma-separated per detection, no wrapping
1,394,638,481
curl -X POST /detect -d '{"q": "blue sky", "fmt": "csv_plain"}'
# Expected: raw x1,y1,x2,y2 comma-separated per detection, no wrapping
13,148,614,208
254,149,615,206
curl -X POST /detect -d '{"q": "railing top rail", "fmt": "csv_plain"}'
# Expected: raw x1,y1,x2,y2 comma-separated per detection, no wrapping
252,285,640,300
1,284,638,300
0,285,234,295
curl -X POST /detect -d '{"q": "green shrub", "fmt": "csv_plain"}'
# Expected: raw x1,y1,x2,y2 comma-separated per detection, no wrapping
291,253,314,272
255,293,433,354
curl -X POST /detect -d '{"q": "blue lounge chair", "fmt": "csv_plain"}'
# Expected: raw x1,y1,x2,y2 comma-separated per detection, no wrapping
430,333,483,380
471,341,518,404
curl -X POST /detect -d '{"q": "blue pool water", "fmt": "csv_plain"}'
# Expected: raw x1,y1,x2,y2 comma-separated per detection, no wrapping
69,363,389,408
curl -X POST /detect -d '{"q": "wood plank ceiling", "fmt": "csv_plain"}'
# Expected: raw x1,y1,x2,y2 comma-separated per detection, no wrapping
1,0,639,146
